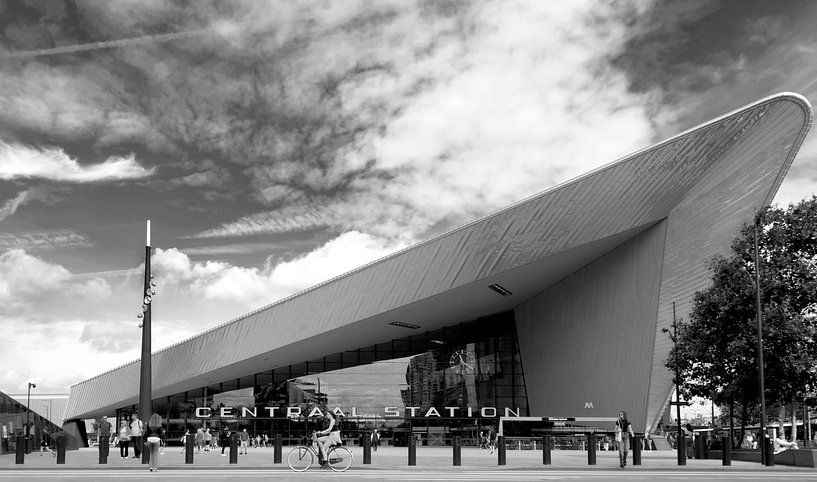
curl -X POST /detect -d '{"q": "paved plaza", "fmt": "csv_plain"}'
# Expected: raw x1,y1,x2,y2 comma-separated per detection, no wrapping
1,445,814,472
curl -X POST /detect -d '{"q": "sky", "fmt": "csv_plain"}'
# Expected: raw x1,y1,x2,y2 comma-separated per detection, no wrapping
2,0,817,399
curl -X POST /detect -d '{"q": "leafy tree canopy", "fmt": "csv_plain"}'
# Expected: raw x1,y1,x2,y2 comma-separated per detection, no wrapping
666,197,817,409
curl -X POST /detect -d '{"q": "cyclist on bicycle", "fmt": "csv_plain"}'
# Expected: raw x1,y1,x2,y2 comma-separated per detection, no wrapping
315,409,341,467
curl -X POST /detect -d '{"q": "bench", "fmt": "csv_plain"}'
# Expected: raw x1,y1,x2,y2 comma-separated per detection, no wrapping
708,449,817,467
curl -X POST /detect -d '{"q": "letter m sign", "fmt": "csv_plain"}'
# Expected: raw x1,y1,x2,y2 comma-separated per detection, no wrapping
584,402,594,409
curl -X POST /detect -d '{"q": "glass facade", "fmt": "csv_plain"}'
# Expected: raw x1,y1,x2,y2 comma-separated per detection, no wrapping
116,311,529,446
0,390,62,454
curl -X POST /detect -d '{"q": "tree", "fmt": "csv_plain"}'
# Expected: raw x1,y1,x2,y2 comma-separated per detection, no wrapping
666,197,817,445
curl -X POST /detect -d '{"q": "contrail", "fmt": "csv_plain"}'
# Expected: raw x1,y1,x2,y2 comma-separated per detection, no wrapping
0,29,209,59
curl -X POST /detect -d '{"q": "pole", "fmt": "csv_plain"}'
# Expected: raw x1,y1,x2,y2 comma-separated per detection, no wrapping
452,435,461,466
25,382,35,454
673,302,685,465
542,435,551,465
408,433,416,466
274,433,282,463
753,225,768,466
139,220,153,433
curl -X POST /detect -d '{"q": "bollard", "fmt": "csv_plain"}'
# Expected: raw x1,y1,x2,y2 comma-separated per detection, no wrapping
229,433,238,464
185,432,194,464
15,435,25,464
497,435,506,466
140,437,148,464
587,433,596,465
408,435,416,466
632,434,642,465
764,436,774,467
56,433,66,464
452,436,461,466
98,435,108,464
274,433,282,464
694,433,706,459
720,436,731,466
676,433,686,465
363,431,372,464
542,435,551,465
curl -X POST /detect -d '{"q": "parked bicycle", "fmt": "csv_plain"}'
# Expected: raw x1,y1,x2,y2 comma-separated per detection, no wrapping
287,432,353,472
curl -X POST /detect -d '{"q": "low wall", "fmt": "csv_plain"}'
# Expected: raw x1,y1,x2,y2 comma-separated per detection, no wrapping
708,449,817,467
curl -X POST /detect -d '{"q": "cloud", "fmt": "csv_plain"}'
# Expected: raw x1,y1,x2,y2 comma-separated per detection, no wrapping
0,190,29,221
1,1,658,244
265,231,407,289
170,169,231,188
168,0,656,242
0,249,110,313
0,141,155,182
0,249,71,298
1,28,208,59
0,230,93,250
180,242,313,256
154,231,405,305
0,315,196,393
79,322,139,353
190,204,336,238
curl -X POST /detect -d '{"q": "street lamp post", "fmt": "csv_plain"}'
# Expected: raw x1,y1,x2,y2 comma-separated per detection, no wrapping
25,382,36,454
742,224,768,465
752,225,769,466
669,302,688,465
137,221,156,440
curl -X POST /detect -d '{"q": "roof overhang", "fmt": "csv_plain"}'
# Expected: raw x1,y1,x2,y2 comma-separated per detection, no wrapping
65,93,813,421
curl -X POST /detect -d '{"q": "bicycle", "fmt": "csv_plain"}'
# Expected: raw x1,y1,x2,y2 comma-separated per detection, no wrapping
287,432,353,472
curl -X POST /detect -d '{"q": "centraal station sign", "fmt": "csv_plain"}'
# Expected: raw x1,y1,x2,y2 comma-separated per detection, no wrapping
194,406,523,419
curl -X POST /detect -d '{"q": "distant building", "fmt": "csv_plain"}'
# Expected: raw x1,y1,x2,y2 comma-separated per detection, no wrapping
63,94,813,444
8,393,68,427
1,390,64,454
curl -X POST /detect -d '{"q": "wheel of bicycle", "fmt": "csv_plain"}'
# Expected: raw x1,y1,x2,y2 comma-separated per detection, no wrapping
327,445,353,472
287,445,313,472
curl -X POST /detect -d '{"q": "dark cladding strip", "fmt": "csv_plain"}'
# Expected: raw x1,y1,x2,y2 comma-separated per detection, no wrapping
488,284,512,296
389,321,421,329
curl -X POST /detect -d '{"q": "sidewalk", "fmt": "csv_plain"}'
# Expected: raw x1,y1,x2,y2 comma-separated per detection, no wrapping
1,446,813,471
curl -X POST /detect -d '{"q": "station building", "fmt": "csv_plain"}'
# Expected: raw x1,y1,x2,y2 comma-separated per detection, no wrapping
62,93,813,446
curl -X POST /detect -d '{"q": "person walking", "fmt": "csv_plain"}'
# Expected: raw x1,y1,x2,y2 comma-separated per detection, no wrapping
683,423,695,458
39,429,55,457
179,429,190,455
204,428,212,451
615,411,635,468
117,420,132,459
220,428,230,456
487,427,497,454
96,416,112,461
239,428,250,454
130,413,144,459
144,413,163,472
194,428,205,454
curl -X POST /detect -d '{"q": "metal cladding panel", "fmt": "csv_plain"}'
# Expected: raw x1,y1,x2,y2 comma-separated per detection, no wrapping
515,220,668,430
65,93,813,421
